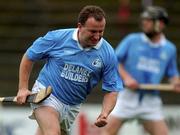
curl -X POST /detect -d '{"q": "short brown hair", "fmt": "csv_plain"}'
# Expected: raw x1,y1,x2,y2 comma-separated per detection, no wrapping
78,5,106,25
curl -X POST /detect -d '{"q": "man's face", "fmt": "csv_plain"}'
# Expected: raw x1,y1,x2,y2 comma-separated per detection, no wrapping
78,17,106,48
141,18,165,34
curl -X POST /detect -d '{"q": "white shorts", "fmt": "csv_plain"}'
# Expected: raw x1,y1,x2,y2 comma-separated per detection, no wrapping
30,81,81,135
111,89,164,121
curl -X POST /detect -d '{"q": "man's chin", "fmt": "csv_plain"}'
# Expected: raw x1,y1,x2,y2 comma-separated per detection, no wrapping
86,43,97,47
91,41,99,46
85,45,96,48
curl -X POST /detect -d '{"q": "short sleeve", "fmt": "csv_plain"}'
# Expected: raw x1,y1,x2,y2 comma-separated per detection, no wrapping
165,48,179,77
115,34,132,63
26,31,56,61
102,51,123,92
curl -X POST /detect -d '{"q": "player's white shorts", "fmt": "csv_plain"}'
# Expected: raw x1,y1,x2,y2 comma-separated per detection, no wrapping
30,81,81,135
111,88,164,121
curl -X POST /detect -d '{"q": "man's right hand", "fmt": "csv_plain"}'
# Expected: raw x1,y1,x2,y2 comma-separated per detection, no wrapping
124,77,139,90
16,88,32,104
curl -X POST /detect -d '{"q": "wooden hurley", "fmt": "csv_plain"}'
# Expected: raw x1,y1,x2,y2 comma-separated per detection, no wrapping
139,84,174,91
0,86,52,104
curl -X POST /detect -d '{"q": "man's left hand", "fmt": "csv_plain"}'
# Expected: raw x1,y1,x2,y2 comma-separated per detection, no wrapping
94,115,107,127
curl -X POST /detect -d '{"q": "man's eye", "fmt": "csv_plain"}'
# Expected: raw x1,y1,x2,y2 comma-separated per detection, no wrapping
90,31,103,34
90,31,96,33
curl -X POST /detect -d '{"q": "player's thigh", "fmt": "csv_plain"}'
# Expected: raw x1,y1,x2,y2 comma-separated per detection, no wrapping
102,115,123,135
35,127,43,135
142,120,168,135
34,106,61,135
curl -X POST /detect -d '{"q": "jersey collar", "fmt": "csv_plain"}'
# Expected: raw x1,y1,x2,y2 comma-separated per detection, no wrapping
72,28,102,50
141,33,167,48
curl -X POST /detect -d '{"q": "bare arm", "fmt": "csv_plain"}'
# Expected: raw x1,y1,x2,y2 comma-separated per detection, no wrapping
119,64,139,89
94,91,118,127
16,54,34,104
169,76,180,92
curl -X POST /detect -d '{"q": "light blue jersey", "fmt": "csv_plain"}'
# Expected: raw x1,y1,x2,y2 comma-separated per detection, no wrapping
26,28,123,105
116,33,179,96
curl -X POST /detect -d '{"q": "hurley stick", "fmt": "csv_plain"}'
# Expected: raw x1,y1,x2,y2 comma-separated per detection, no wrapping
139,84,174,91
0,86,52,103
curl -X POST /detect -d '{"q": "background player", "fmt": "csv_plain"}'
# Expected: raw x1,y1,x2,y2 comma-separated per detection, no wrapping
102,6,180,135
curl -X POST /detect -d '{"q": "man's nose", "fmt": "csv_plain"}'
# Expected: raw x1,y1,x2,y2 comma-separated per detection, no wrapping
94,33,101,39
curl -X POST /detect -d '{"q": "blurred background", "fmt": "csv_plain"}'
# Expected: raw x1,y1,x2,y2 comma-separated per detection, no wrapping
0,0,180,135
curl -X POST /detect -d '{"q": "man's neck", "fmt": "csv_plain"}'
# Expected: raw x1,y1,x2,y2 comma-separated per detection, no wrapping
150,33,162,43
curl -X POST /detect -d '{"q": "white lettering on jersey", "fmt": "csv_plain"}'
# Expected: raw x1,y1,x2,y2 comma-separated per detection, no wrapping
137,56,160,73
160,51,167,60
60,63,91,82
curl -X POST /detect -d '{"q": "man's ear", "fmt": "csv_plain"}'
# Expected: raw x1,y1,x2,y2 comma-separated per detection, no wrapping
159,20,166,29
77,23,82,29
